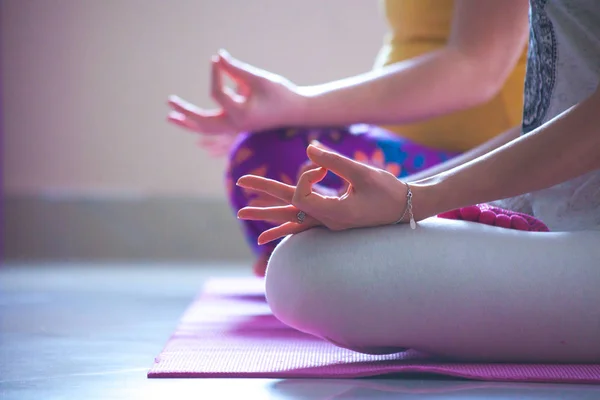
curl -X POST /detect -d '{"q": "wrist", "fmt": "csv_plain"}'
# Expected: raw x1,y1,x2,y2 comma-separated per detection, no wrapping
271,83,309,127
408,176,449,221
292,85,326,126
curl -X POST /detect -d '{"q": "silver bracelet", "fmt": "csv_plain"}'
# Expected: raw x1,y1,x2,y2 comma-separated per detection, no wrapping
395,182,416,229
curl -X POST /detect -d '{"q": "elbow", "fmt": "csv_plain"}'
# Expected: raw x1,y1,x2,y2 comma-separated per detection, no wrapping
473,71,508,105
461,66,508,108
450,49,514,108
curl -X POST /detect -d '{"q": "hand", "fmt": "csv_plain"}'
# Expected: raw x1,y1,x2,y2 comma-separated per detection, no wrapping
167,49,306,136
237,144,410,244
296,141,349,197
196,135,237,158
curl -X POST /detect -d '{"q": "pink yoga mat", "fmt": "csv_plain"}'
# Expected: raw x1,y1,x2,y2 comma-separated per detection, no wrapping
148,277,600,383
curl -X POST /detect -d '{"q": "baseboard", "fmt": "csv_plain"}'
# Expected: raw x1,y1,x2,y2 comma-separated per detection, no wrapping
3,195,253,263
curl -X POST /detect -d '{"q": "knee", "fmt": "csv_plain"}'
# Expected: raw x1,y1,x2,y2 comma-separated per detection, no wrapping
264,229,334,339
264,228,408,355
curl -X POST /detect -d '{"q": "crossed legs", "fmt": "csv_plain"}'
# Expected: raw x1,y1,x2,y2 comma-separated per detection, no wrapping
265,218,600,362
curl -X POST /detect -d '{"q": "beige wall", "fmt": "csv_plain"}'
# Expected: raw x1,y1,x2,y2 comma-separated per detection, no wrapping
3,0,386,199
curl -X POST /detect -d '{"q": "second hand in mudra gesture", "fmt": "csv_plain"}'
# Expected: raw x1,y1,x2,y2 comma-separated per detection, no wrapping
237,143,416,245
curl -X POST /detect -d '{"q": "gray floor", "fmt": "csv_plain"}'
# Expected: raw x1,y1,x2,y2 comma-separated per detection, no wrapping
2,263,599,400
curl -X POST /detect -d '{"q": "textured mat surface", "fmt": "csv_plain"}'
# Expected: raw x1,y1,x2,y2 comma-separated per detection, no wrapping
148,277,600,383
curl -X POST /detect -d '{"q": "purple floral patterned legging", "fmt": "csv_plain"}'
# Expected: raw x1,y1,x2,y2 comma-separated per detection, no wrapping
225,125,549,259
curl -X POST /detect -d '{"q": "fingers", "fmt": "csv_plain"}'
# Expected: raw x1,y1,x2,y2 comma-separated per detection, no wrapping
295,167,327,198
257,221,318,245
309,139,333,152
307,141,350,194
168,50,254,135
292,166,342,221
168,111,199,132
311,183,343,197
217,49,261,86
236,175,296,203
198,135,236,148
296,160,318,182
167,99,231,134
211,56,239,112
244,189,287,207
247,196,287,207
197,136,233,157
238,205,318,225
307,144,370,188
168,96,206,118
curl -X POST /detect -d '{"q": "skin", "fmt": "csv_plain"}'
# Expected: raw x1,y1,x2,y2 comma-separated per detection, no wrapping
251,90,600,362
405,126,521,182
167,0,530,145
237,86,600,242
297,0,530,127
265,218,600,362
413,88,600,221
168,0,531,275
203,1,600,361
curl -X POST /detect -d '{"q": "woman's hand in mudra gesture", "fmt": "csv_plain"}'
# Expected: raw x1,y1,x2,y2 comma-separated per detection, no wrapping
237,144,412,245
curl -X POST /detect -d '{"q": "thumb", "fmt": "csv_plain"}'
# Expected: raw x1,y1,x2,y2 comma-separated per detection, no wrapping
297,159,318,182
308,140,350,193
307,145,369,187
217,49,261,86
309,139,334,153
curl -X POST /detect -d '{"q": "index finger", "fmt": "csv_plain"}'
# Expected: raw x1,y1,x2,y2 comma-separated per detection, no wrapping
236,175,295,203
297,160,317,182
167,109,230,135
211,57,238,112
292,169,341,219
168,96,204,118
307,145,371,187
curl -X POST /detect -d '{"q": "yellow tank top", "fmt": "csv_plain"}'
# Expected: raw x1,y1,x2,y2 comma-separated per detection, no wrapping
376,0,528,152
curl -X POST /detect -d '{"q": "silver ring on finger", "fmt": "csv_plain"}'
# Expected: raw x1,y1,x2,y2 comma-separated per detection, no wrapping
296,210,307,224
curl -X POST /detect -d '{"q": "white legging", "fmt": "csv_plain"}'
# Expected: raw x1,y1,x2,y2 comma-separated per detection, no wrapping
265,218,600,363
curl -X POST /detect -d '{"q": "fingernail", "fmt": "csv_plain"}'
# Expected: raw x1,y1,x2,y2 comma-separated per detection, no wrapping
310,139,323,147
218,49,230,58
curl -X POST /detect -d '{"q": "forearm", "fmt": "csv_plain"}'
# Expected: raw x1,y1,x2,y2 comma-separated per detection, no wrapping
294,48,498,127
413,89,600,219
406,126,521,182
288,0,529,129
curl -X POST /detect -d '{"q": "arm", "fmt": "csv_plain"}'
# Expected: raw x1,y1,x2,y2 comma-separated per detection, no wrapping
293,0,529,127
412,87,600,219
406,126,521,182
